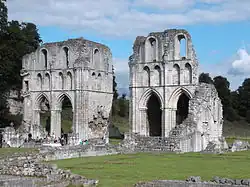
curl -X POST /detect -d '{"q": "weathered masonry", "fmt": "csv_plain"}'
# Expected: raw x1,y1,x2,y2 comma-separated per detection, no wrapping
20,38,113,141
128,29,224,152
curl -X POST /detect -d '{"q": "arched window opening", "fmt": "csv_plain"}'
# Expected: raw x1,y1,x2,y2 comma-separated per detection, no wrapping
154,65,161,86
37,73,42,90
61,96,73,135
176,35,187,60
44,73,50,90
184,63,192,84
66,72,72,90
97,73,102,90
63,47,69,68
39,96,51,135
143,66,150,86
176,93,189,126
92,72,96,77
173,64,180,85
93,49,100,69
59,72,64,90
145,37,157,62
41,49,48,69
147,94,162,136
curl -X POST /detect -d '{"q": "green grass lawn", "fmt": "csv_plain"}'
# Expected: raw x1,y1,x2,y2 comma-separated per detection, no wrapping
52,151,250,187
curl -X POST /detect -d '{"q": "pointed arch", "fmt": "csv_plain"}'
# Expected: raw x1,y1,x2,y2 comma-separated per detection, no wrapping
63,46,69,68
184,63,192,84
173,64,180,85
58,72,64,90
44,73,50,90
56,93,74,111
41,48,48,69
66,71,72,90
143,66,150,86
139,88,163,109
152,65,161,86
93,48,100,69
168,87,192,109
37,73,42,90
34,92,50,110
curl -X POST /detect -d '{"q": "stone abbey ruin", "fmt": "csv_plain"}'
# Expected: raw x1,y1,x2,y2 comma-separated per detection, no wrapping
1,29,226,152
128,29,224,152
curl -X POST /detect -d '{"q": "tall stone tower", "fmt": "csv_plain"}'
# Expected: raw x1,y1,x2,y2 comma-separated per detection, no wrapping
129,29,199,137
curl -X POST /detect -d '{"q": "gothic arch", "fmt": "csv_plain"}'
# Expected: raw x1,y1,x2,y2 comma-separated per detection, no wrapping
93,48,100,69
143,66,150,86
44,73,50,90
62,46,69,68
66,71,73,90
37,73,42,90
34,92,50,110
40,48,48,69
56,93,74,111
168,87,192,109
172,64,180,85
184,63,192,84
153,65,161,86
139,88,163,109
58,72,64,89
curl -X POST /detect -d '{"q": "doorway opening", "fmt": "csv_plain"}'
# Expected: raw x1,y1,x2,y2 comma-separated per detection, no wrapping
147,94,162,136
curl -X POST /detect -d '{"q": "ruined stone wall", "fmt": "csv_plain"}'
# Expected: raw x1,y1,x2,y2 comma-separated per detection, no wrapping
129,29,199,137
0,151,98,186
6,89,23,115
177,83,224,152
20,37,113,142
135,180,249,187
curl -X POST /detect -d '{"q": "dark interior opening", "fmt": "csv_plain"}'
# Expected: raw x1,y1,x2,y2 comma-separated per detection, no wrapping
147,94,162,136
176,93,189,126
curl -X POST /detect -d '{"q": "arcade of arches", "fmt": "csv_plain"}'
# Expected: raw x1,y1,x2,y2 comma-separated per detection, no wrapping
37,94,73,138
145,92,190,137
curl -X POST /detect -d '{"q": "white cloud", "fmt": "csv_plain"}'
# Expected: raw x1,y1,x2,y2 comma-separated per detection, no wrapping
201,48,250,90
6,0,250,38
228,49,250,76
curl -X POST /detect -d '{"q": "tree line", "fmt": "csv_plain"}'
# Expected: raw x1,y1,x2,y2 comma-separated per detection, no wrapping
0,0,42,126
199,73,250,123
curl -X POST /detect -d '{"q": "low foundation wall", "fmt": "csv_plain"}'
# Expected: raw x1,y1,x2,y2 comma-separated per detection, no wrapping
135,180,246,187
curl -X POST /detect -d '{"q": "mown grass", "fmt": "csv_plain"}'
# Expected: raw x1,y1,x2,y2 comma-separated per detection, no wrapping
52,151,250,187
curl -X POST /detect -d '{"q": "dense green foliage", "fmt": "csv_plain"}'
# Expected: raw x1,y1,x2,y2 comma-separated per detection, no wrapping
199,73,250,123
0,0,42,126
53,151,250,187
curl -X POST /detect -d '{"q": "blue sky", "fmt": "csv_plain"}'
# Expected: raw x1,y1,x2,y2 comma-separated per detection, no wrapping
6,0,250,94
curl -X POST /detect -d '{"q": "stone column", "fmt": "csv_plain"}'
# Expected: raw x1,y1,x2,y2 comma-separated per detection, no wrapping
32,109,40,138
50,109,61,138
164,108,176,137
139,108,147,136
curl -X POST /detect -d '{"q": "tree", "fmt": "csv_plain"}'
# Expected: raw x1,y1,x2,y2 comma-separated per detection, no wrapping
0,0,7,35
213,76,238,121
118,93,128,117
238,78,250,117
111,65,119,116
0,1,42,126
199,73,213,84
